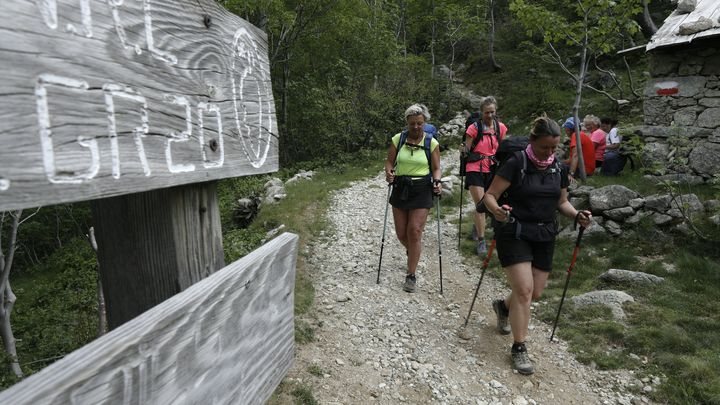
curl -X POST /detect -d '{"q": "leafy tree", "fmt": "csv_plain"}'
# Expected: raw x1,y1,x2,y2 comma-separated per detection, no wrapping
509,0,642,179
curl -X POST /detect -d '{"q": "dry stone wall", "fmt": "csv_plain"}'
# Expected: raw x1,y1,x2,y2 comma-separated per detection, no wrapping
638,40,720,180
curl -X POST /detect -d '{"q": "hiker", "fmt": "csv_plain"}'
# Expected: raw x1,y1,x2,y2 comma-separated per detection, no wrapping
600,117,624,176
483,115,592,375
585,115,606,171
562,117,595,180
385,104,443,293
462,96,507,255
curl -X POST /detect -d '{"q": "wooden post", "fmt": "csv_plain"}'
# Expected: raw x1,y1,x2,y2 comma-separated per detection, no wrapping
91,181,224,328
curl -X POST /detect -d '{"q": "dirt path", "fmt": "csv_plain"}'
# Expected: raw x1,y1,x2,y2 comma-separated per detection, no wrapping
284,151,647,405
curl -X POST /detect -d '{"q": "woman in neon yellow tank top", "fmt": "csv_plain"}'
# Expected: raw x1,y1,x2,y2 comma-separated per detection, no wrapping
384,104,442,293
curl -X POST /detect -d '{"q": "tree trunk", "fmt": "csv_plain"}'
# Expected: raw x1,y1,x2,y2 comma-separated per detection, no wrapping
430,0,436,78
0,210,23,378
88,227,107,336
573,16,591,181
488,0,502,72
638,0,657,37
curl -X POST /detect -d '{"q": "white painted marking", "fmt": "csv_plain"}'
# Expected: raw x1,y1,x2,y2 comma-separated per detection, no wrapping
0,178,9,191
35,74,100,184
654,81,680,89
103,83,152,178
64,0,93,37
164,95,196,173
231,28,273,169
109,0,143,55
198,102,224,169
37,0,58,30
143,0,177,65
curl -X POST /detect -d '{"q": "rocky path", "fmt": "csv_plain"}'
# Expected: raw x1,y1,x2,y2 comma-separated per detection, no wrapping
284,151,652,405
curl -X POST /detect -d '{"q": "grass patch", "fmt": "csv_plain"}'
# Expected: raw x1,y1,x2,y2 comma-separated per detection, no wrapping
307,364,326,377
291,384,318,405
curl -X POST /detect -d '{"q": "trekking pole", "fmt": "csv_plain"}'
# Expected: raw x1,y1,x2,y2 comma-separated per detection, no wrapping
458,140,467,249
463,238,496,327
435,190,444,294
550,221,586,342
458,175,464,249
376,183,393,284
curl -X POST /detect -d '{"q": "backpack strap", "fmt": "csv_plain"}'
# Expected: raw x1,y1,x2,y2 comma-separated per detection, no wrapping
395,130,433,173
469,117,502,154
423,133,432,173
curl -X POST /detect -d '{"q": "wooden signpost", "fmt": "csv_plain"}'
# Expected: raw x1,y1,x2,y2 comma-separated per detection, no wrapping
0,233,298,404
0,0,296,402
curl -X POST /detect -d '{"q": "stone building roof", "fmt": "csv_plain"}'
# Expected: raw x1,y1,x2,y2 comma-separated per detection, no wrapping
647,0,720,51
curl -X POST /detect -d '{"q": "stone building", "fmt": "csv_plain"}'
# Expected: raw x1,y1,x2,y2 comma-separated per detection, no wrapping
639,0,720,181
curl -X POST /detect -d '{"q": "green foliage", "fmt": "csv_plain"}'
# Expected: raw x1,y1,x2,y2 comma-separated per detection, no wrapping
1,237,98,387
291,384,318,405
307,363,326,377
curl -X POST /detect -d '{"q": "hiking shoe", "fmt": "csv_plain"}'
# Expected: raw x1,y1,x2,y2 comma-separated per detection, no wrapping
511,343,535,375
403,274,416,293
476,239,488,255
492,299,511,335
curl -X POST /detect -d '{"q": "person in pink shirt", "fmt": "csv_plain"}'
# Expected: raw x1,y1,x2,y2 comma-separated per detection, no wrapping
463,96,507,255
585,115,606,171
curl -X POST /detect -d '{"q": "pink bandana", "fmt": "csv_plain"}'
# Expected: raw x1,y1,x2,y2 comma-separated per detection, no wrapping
525,144,555,169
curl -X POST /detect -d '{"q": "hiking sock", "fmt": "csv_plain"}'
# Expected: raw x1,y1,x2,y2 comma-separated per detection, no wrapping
511,341,526,352
498,299,509,315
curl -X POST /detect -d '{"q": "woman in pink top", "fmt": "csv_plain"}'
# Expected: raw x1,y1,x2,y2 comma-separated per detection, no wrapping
463,96,507,255
584,115,606,170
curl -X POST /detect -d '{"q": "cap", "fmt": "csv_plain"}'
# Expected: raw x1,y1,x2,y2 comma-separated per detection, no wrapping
562,117,576,130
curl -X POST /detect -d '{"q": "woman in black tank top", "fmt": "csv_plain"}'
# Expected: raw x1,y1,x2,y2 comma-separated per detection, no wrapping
482,115,592,375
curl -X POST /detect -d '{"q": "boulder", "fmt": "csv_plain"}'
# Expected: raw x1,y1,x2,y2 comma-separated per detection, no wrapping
676,0,697,14
603,207,635,222
629,198,645,210
670,194,704,215
572,290,635,320
641,142,669,169
264,178,287,204
589,185,640,212
604,220,623,236
599,269,665,285
689,141,720,178
704,199,720,212
652,212,674,225
679,16,713,35
652,173,706,186
644,194,672,212
286,170,314,184
625,210,650,225
696,107,720,129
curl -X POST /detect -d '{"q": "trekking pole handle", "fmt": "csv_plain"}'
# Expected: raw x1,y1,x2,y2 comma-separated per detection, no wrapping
499,204,515,224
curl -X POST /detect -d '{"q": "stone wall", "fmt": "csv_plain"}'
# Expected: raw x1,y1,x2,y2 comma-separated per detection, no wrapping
638,38,720,180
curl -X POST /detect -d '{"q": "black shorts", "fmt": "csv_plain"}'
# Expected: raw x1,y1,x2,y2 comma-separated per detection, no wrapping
493,221,558,271
390,178,433,209
464,171,493,190
495,237,555,271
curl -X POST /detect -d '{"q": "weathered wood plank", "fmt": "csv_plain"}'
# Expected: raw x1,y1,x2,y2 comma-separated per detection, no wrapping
0,0,278,211
0,232,298,404
90,181,225,329
647,0,720,50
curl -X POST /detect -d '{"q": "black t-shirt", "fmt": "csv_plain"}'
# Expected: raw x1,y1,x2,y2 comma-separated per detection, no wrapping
495,152,569,223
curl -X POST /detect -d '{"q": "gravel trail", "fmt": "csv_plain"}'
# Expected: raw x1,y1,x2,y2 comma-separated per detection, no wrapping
284,151,655,405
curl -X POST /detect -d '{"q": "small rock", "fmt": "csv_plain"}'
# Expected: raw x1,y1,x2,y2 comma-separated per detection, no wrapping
335,358,345,365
